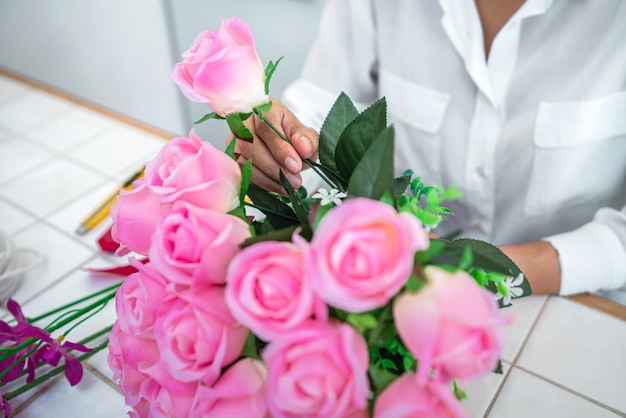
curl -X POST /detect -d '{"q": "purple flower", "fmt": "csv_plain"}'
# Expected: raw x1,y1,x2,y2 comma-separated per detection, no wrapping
28,337,92,386
0,389,12,418
0,299,51,383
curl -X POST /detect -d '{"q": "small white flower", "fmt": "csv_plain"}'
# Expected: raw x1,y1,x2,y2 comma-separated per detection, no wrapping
495,273,525,306
312,188,347,206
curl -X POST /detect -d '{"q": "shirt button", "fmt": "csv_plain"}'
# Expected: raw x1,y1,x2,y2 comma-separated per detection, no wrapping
475,223,486,234
476,166,486,178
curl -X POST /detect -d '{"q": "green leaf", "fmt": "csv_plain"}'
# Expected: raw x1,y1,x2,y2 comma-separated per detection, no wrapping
368,365,398,395
194,112,224,124
318,92,359,172
347,125,395,200
433,239,522,277
335,97,387,181
393,172,412,199
493,359,504,374
239,159,253,205
242,225,298,248
224,136,237,160
279,171,312,239
375,358,398,372
246,183,298,229
254,101,273,116
346,312,379,333
404,275,425,293
264,57,284,95
226,113,253,140
241,332,262,359
414,239,446,265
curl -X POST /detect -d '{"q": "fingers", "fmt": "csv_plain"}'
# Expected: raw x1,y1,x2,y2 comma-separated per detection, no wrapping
233,98,317,191
234,131,302,193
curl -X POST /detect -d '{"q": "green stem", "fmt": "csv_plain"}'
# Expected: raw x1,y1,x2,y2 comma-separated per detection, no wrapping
27,282,122,324
3,337,110,401
253,109,337,190
244,202,298,222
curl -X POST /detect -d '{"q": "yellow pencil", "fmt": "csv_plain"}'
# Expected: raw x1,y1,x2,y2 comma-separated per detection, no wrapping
75,167,145,235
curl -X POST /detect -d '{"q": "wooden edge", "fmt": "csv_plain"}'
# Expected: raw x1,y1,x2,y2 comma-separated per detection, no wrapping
0,66,176,141
567,293,626,322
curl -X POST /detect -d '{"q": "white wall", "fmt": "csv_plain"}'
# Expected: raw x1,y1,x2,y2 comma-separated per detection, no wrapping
0,0,324,147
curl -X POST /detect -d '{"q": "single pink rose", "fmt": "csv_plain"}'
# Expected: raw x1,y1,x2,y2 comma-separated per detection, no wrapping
107,322,160,408
394,266,513,383
144,130,241,212
150,201,251,287
141,361,198,418
110,178,162,256
263,321,370,418
171,18,268,116
299,198,429,312
225,240,327,341
373,373,470,418
115,261,172,335
152,286,248,385
191,358,270,418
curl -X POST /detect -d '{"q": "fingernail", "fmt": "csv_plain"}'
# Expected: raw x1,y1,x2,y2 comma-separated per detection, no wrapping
284,156,299,173
286,172,301,188
299,135,312,155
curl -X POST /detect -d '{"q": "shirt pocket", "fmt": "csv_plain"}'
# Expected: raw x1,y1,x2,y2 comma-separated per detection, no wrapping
379,70,450,179
525,91,626,217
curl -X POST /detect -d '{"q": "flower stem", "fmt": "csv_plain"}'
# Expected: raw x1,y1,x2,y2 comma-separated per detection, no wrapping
3,336,110,401
27,282,122,324
244,202,298,222
253,109,337,190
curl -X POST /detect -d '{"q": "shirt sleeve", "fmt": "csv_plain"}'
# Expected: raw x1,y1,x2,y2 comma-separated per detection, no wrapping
544,206,626,295
282,0,379,131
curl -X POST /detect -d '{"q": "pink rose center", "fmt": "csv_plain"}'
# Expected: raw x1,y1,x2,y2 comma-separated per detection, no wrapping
255,266,299,313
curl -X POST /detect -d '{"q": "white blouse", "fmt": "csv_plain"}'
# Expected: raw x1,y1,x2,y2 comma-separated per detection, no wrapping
283,0,626,295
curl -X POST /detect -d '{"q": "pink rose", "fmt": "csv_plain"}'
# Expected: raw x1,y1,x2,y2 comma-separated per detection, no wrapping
171,18,268,116
373,373,469,418
299,198,429,312
153,286,248,385
144,130,241,212
115,261,172,335
110,130,242,255
394,266,512,383
141,361,197,418
107,322,160,408
191,358,270,418
150,201,251,287
263,321,370,418
110,178,162,255
225,240,326,341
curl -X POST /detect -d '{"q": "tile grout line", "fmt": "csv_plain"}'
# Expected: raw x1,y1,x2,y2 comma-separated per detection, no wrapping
514,365,626,417
483,295,551,417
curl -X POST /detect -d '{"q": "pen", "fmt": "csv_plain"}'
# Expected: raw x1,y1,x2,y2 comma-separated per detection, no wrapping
75,167,145,235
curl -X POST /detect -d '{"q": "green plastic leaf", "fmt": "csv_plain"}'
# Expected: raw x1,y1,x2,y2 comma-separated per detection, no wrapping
404,275,425,293
254,101,273,116
279,171,312,239
318,92,359,172
226,113,253,140
375,358,398,372
264,56,284,95
241,332,262,359
347,126,395,200
242,225,298,248
414,239,446,265
246,183,297,229
346,312,379,333
225,137,237,160
194,112,224,124
368,365,398,395
335,97,387,181
239,159,253,205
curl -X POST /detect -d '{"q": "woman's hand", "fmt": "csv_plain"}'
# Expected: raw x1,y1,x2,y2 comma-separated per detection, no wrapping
231,98,319,193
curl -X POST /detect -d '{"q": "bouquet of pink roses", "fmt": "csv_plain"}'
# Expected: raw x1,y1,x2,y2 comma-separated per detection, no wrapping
107,17,530,417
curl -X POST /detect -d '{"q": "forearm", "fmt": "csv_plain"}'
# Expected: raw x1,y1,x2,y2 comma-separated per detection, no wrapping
499,241,561,295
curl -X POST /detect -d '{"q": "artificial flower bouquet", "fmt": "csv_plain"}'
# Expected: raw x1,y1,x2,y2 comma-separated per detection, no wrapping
0,16,531,418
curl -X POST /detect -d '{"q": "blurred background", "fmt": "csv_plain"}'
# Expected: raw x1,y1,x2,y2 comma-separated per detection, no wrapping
0,0,324,146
